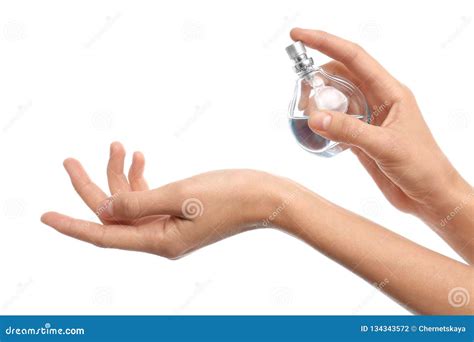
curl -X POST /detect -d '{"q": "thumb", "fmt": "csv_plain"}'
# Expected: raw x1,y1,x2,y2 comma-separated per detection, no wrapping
308,110,385,154
97,187,183,221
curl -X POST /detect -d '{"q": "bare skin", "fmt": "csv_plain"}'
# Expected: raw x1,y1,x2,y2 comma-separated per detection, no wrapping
290,28,474,264
41,29,474,315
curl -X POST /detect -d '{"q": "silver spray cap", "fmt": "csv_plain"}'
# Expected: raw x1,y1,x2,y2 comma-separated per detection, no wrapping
286,41,314,74
285,41,306,59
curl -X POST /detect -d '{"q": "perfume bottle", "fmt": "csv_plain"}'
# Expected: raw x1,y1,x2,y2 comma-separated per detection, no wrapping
285,41,371,157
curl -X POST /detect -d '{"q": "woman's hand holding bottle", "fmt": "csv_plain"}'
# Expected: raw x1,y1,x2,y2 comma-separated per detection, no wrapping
290,28,473,263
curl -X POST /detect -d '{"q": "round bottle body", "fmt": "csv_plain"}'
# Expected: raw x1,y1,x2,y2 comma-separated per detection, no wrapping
288,68,371,157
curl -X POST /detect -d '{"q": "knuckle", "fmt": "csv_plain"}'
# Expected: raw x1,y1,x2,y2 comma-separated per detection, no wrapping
399,84,415,101
165,180,184,198
151,220,186,260
173,181,189,199
159,244,183,260
172,178,197,200
92,239,107,249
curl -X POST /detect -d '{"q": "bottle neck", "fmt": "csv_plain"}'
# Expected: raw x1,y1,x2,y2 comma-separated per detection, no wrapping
298,65,319,78
292,54,319,77
299,68,325,90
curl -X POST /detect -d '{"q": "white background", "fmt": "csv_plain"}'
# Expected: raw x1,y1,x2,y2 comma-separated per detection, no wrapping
0,0,473,315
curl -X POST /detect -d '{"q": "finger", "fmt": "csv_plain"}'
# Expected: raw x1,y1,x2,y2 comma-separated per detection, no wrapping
128,152,149,191
308,109,388,157
290,28,402,99
107,142,131,194
320,60,392,127
41,211,149,252
98,183,187,221
63,158,108,213
322,60,360,85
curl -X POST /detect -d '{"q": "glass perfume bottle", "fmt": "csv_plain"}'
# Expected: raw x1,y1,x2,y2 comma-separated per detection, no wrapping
286,41,371,157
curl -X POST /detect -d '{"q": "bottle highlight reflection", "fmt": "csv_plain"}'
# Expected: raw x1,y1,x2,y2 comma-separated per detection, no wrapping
286,41,371,157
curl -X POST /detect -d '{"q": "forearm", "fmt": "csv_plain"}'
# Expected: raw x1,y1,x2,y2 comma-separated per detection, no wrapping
417,171,474,264
271,182,474,314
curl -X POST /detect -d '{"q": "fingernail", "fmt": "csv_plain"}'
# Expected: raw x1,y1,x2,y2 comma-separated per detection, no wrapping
310,111,332,131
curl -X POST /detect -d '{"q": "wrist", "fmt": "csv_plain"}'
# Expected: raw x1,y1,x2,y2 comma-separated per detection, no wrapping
259,176,322,233
418,171,473,228
252,174,303,230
